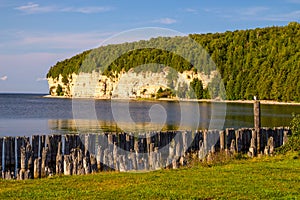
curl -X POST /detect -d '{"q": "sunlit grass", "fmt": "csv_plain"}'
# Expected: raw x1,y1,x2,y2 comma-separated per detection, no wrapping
0,152,299,199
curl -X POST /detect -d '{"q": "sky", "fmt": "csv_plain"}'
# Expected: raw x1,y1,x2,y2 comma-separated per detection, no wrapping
0,0,299,93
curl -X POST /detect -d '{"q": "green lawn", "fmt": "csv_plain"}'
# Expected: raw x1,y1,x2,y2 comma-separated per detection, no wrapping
0,153,299,200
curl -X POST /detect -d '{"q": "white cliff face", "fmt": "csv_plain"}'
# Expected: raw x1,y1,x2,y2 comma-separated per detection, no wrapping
48,74,73,96
47,68,217,99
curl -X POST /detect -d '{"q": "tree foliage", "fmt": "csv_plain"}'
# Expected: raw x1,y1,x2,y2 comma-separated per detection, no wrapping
190,22,300,102
47,50,92,80
56,84,64,96
190,78,210,99
156,87,175,98
46,22,300,102
290,113,300,136
276,113,300,154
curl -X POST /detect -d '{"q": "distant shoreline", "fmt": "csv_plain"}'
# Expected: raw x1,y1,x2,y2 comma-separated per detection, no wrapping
43,95,300,105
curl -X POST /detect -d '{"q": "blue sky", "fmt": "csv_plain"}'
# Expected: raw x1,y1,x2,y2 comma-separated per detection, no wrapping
0,0,299,93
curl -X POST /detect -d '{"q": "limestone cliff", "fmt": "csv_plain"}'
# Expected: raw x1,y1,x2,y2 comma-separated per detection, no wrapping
47,67,217,99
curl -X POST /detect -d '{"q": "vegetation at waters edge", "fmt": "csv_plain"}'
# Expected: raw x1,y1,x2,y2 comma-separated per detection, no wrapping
46,22,300,101
290,113,300,136
189,78,210,99
55,84,64,96
0,152,299,199
156,87,175,99
276,113,300,154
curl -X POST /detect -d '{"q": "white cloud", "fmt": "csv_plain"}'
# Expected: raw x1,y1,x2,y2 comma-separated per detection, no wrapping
36,77,47,81
70,7,114,14
17,2,39,10
239,7,270,16
204,6,269,17
154,18,177,25
184,8,197,13
15,2,114,14
263,10,300,21
204,6,299,22
0,76,8,81
1,31,115,54
15,2,53,14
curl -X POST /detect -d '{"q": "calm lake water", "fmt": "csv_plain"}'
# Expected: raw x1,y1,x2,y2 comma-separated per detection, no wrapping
1,94,300,136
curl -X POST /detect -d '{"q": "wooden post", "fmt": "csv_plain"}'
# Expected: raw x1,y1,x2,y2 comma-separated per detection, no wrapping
0,138,3,173
225,128,235,150
34,158,41,179
56,142,63,175
19,146,26,180
230,139,236,154
131,150,137,170
254,101,261,154
254,101,261,130
283,130,289,145
251,129,257,156
172,158,177,169
175,142,180,158
198,140,205,160
156,147,161,170
96,145,103,171
219,130,225,151
90,154,97,173
203,130,208,155
256,129,261,154
63,155,72,175
268,137,275,155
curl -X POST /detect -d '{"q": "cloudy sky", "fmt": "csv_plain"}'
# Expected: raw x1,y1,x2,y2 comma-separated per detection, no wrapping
0,0,299,93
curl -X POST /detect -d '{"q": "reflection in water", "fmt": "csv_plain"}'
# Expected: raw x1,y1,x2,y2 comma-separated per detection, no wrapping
1,93,300,136
48,119,182,134
48,102,300,134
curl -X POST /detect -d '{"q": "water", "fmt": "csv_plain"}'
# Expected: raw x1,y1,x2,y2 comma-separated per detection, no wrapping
0,93,300,136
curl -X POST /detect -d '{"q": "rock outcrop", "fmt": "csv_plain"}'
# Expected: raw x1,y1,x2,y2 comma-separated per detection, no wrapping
47,67,217,99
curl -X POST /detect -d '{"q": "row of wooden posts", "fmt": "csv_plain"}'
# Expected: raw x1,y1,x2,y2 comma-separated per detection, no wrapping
0,126,290,180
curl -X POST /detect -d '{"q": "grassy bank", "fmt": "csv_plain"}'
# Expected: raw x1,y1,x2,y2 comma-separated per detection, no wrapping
0,152,299,199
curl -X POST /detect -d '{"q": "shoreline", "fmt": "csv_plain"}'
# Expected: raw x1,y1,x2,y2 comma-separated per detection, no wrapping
43,95,300,105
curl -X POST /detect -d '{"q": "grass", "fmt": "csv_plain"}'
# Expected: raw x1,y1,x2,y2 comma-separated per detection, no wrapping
0,152,299,199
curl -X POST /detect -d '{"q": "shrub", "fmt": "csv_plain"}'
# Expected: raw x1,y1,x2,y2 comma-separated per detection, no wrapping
290,113,300,136
276,113,300,154
56,84,64,96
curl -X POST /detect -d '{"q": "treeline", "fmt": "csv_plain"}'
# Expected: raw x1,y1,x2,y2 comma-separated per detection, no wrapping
103,48,194,77
46,50,91,83
190,22,300,101
47,22,300,101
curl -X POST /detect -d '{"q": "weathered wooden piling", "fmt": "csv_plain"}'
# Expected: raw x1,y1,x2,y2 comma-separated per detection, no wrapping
0,127,292,180
230,139,236,154
56,142,63,175
0,138,3,172
219,130,225,151
254,101,261,130
34,158,41,179
226,128,235,150
19,146,26,180
283,130,289,145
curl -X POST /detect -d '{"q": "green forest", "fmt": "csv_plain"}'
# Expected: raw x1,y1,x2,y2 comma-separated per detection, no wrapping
47,22,300,102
